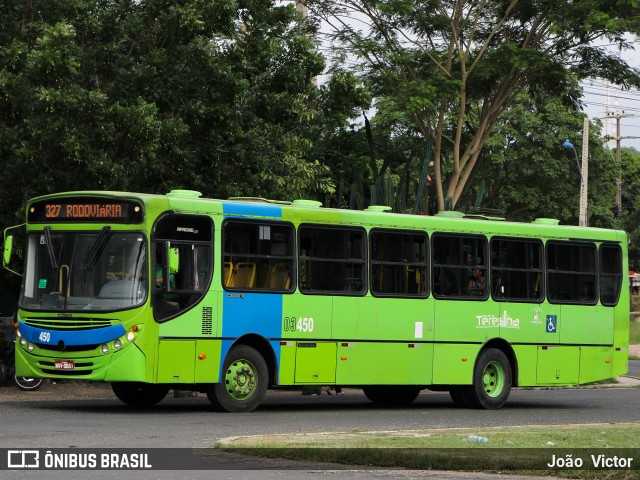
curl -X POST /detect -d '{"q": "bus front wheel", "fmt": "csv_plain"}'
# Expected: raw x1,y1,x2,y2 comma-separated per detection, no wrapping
466,348,512,410
206,345,267,413
111,382,169,407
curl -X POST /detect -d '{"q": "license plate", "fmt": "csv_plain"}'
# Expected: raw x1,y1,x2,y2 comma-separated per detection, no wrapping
54,360,75,370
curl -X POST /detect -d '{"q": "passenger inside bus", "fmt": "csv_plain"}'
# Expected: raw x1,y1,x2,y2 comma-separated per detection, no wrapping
467,268,485,296
435,268,457,296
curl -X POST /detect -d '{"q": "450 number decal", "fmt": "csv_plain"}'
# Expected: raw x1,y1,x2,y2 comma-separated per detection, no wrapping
38,331,52,343
283,317,314,333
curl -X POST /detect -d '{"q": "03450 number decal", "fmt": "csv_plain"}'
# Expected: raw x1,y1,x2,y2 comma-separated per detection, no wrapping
283,317,314,333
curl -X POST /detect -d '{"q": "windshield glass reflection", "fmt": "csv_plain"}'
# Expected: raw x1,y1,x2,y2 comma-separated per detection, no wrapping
20,232,147,312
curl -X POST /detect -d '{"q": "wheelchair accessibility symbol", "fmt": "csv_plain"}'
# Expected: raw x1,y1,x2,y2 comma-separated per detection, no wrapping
546,315,557,333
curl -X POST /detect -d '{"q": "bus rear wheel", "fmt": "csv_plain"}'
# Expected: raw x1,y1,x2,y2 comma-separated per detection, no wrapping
111,382,169,407
206,345,267,413
362,386,421,406
466,348,512,410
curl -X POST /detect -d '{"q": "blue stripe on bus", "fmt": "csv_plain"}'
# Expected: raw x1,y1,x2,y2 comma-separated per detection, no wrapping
222,202,282,218
221,293,282,375
18,321,126,347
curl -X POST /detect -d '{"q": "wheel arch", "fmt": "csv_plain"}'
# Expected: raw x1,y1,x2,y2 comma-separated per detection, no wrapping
230,334,277,386
480,338,518,387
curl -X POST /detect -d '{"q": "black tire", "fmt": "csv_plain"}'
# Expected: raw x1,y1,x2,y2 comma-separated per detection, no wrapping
466,348,512,410
13,375,44,391
362,385,421,406
111,382,169,407
449,386,471,408
206,345,267,413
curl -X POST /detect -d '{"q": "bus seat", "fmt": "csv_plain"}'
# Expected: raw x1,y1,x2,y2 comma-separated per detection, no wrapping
268,263,291,289
233,262,256,288
405,265,421,294
223,262,233,287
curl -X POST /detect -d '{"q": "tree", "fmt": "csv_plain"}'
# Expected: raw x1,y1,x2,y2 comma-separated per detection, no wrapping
0,0,329,233
465,89,616,226
619,147,640,269
303,0,640,210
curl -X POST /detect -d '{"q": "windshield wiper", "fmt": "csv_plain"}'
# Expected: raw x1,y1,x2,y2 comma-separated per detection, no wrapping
43,227,59,270
82,226,111,271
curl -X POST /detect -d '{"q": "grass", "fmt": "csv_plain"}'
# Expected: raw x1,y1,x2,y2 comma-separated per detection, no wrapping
218,423,640,449
217,423,640,479
629,319,640,347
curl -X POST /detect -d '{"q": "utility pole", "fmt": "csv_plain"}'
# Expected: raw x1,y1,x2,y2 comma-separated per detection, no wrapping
579,117,589,227
606,112,639,218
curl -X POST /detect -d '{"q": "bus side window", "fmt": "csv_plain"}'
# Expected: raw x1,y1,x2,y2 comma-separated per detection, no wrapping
490,238,543,303
599,244,622,306
222,220,295,292
547,241,596,304
370,230,428,298
298,225,366,295
432,234,486,299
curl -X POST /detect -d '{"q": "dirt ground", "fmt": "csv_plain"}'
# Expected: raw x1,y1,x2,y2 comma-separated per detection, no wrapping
0,380,118,401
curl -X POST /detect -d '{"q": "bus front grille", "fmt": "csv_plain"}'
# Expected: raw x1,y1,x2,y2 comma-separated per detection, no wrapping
22,317,116,330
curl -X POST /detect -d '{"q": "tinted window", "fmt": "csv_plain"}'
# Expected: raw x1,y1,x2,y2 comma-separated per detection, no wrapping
432,234,487,299
370,230,428,297
491,238,543,302
547,242,596,304
599,244,622,306
222,221,294,291
299,226,366,295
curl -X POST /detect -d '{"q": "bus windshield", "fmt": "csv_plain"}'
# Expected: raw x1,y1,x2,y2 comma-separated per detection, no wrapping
19,231,147,312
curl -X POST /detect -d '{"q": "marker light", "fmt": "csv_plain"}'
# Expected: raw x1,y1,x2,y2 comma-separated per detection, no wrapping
131,325,139,332
127,332,135,342
27,343,34,352
101,344,109,354
114,339,122,350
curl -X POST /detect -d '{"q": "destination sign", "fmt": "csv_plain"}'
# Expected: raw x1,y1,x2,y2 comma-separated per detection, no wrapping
28,198,144,224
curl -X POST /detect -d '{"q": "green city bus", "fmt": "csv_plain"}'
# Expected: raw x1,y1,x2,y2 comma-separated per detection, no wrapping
2,190,629,411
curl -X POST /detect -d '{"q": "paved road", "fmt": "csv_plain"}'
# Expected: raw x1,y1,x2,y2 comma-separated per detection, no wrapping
1,386,638,480
2,386,640,447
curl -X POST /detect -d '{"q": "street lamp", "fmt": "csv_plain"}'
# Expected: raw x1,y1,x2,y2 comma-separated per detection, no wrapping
562,139,588,227
562,141,582,181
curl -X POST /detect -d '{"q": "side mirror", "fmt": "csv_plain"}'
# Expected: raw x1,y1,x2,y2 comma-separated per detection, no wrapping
3,234,13,266
3,224,24,277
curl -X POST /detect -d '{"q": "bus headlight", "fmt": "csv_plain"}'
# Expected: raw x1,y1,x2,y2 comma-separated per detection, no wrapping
126,332,135,342
114,339,122,350
20,337,27,347
101,344,109,354
27,343,34,352
16,329,21,338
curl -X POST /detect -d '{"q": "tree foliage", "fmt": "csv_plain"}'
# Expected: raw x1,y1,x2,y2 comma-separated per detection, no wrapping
303,0,640,210
0,0,329,230
466,89,617,226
